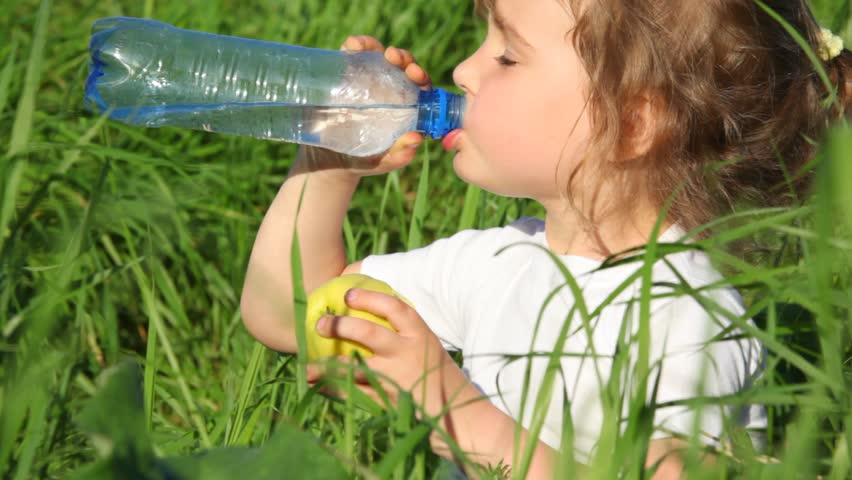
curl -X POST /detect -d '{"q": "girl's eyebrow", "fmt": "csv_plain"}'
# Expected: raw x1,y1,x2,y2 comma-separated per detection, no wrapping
491,6,535,50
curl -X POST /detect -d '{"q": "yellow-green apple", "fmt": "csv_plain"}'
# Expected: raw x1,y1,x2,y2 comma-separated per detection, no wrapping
304,274,411,360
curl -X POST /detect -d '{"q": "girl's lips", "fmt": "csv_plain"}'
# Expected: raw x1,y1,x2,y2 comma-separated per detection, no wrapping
442,129,463,152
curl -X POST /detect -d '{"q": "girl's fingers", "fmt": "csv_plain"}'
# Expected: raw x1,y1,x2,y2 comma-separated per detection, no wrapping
389,131,424,152
307,356,365,382
384,46,402,64
386,47,431,88
340,35,385,52
397,48,415,66
405,63,432,88
341,38,431,90
385,46,415,68
380,132,423,168
316,314,400,356
308,357,397,404
340,35,361,51
360,35,386,52
340,36,356,51
314,379,396,409
342,289,425,334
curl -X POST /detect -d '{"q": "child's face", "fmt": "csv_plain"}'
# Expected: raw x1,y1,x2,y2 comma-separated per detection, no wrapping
452,0,592,205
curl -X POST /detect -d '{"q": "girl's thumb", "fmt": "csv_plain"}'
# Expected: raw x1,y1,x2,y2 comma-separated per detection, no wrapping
396,132,424,150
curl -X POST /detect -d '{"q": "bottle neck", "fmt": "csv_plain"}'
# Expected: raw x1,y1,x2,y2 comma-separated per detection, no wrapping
416,89,466,139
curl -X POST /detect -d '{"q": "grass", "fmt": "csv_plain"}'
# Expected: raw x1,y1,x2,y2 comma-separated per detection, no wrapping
0,0,850,478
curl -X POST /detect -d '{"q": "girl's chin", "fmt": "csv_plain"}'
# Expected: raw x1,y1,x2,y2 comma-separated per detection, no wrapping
451,150,485,187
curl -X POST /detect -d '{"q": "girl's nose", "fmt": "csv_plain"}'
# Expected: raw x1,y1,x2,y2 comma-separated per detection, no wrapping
453,53,477,96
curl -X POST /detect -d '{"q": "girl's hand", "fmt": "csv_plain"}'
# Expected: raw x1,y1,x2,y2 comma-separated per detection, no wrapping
305,287,467,421
296,35,433,177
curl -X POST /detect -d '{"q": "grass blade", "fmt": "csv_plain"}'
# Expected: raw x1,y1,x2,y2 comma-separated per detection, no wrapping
0,159,25,251
291,176,309,400
227,342,267,446
407,146,430,250
0,37,18,116
7,0,51,157
457,183,480,231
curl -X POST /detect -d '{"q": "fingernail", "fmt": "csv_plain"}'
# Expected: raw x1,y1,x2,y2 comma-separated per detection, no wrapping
317,315,329,332
406,142,422,150
345,288,358,302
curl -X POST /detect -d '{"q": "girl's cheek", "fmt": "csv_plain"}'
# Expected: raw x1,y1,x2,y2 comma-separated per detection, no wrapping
468,85,536,154
466,83,512,136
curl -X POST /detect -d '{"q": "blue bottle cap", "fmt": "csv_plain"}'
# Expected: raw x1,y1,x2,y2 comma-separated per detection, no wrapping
417,88,466,139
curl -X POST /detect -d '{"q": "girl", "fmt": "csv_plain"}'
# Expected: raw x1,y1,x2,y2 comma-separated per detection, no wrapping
240,0,850,477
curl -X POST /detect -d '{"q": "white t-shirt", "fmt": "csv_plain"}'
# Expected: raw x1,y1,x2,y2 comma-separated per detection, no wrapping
361,217,767,463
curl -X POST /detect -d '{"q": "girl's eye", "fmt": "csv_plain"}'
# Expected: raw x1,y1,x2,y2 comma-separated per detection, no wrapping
494,54,518,67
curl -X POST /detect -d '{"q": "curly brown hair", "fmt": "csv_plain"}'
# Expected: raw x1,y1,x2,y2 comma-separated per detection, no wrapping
475,0,851,238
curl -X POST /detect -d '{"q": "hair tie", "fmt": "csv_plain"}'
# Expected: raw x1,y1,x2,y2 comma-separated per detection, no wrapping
817,27,844,62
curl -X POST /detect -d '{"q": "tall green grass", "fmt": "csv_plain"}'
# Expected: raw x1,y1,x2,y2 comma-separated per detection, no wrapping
0,0,850,478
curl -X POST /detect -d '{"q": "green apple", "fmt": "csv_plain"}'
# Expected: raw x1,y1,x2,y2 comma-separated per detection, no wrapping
304,273,411,360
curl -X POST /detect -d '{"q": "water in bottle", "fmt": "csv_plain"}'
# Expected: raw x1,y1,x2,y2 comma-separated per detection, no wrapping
84,17,465,157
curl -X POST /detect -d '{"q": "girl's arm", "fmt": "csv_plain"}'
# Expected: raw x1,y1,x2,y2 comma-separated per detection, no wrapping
419,366,561,479
240,156,360,352
432,392,689,479
239,35,430,353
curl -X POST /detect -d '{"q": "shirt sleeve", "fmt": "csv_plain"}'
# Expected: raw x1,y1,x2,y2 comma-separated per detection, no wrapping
640,290,766,447
360,229,487,352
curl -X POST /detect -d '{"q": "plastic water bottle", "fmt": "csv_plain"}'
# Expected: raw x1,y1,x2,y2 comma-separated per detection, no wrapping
84,17,465,157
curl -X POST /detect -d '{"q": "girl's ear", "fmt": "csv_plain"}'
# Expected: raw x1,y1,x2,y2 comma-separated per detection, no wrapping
618,92,660,162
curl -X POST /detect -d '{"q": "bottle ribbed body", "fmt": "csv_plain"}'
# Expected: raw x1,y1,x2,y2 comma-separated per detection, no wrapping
85,17,464,156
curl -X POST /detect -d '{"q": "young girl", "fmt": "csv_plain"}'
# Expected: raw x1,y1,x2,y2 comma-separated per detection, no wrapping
240,0,850,477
